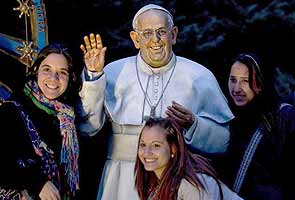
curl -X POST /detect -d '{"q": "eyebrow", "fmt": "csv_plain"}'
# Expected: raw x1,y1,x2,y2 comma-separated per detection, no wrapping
146,27,167,30
229,75,248,79
140,139,165,144
39,64,50,68
137,26,167,31
40,64,69,71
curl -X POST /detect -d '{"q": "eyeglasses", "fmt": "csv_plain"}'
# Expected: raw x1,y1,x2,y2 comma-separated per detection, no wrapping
135,26,173,40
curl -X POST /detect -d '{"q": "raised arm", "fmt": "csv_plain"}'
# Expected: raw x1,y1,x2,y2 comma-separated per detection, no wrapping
76,33,107,136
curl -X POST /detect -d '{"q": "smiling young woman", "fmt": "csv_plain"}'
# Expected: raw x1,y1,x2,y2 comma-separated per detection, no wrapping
0,43,80,200
217,53,295,200
134,117,243,200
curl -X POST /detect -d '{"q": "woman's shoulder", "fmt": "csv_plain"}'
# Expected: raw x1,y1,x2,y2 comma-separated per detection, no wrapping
178,178,201,199
195,174,243,200
179,178,197,189
179,174,221,192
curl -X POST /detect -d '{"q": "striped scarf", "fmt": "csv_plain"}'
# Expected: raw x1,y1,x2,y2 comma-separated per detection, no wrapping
24,80,79,193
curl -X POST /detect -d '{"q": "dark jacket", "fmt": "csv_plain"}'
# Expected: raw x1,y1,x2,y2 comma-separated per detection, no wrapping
0,94,62,199
219,98,295,200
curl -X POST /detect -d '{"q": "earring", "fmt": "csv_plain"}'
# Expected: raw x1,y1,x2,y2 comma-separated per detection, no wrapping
171,154,174,158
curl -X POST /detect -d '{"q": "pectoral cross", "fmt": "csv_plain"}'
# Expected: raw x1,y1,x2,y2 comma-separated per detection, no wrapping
150,106,156,118
143,106,156,121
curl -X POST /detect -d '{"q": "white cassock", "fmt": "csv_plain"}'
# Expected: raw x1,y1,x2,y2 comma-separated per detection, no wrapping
77,53,234,200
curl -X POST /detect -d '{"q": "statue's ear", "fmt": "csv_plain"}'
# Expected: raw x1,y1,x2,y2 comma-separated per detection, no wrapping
130,31,140,49
171,26,178,45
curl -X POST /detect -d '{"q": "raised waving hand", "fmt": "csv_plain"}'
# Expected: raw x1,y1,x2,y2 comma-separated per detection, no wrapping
80,33,107,73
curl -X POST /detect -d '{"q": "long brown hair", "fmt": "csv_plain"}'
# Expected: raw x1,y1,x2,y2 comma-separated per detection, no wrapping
135,117,221,200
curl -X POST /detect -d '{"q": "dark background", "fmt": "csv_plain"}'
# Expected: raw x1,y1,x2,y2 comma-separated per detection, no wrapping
1,0,295,93
1,1,295,199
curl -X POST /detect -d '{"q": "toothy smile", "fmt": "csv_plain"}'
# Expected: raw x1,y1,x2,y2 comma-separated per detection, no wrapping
145,158,157,163
46,83,58,89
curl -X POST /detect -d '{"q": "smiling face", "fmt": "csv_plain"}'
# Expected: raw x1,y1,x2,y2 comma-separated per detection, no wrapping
228,61,256,106
37,53,69,100
138,125,172,179
130,9,178,68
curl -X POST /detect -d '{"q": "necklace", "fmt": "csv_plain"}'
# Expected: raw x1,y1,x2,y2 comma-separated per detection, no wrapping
148,187,159,200
148,182,161,200
136,56,176,119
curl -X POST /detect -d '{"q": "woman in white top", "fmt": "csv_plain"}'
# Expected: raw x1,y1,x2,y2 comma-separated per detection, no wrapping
135,117,243,200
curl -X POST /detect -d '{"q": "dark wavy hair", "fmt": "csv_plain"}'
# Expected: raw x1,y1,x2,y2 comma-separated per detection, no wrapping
26,43,78,105
135,117,222,200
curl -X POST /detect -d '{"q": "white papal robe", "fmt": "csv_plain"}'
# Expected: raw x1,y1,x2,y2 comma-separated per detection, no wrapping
77,53,234,200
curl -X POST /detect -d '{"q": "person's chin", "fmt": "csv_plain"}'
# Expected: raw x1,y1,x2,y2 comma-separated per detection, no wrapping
144,163,157,171
144,166,155,172
149,58,168,68
43,92,60,100
234,100,247,107
148,51,165,60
